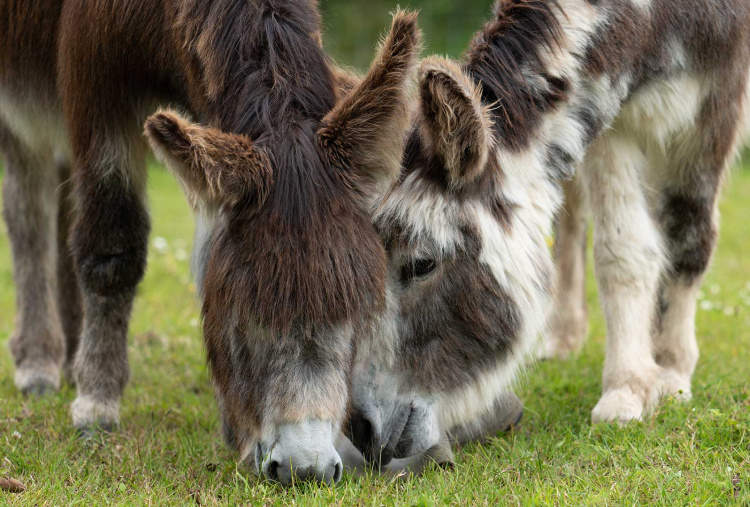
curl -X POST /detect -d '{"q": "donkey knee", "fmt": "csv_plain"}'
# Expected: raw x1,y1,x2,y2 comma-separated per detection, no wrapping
72,188,151,296
593,238,663,294
661,193,716,281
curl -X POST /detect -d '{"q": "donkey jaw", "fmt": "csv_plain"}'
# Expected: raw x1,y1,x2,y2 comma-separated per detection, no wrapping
252,420,343,485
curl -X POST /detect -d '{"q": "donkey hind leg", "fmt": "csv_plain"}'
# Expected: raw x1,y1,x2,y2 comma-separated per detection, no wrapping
653,93,734,402
583,134,666,424
544,175,589,359
1,127,66,396
70,134,150,432
56,159,82,382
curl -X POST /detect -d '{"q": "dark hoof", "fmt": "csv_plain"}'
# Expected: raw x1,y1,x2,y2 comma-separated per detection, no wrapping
75,422,117,440
21,380,58,398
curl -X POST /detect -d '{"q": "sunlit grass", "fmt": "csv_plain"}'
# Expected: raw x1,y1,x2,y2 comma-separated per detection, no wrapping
1,162,748,505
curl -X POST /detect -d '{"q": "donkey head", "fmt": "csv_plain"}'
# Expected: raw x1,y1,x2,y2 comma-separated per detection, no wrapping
144,13,421,485
348,57,555,464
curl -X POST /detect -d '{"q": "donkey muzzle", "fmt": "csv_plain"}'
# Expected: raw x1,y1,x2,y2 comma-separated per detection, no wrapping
255,421,343,485
347,399,441,467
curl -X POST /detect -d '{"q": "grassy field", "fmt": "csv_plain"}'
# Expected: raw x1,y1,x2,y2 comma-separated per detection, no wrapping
0,159,748,505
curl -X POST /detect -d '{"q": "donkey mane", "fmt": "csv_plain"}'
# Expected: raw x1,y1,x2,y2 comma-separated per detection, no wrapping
177,0,335,139
176,0,336,136
467,0,567,151
181,0,387,334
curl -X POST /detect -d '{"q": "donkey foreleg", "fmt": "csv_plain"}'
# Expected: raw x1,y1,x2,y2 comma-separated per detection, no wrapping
584,135,666,424
68,133,150,432
1,124,66,396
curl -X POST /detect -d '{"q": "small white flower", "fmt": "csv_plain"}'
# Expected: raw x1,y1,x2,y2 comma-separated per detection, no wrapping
175,249,188,261
723,306,735,316
699,300,713,311
152,236,168,253
12,431,20,439
190,318,199,328
709,284,720,295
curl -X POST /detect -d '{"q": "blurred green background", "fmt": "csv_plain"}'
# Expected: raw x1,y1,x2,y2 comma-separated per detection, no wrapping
320,0,494,68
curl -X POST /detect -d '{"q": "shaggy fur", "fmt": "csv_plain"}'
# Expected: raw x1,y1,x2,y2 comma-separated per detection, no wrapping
0,0,421,484
348,0,750,465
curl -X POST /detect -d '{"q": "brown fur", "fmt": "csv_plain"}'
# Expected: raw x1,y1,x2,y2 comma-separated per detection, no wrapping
145,110,273,209
418,57,495,188
0,0,422,468
319,11,422,201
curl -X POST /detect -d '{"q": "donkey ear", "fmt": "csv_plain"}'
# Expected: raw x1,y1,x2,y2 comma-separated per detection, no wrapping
318,10,422,199
144,110,272,209
419,57,494,188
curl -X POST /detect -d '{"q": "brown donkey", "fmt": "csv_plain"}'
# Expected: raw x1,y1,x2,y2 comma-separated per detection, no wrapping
0,0,420,484
345,0,750,464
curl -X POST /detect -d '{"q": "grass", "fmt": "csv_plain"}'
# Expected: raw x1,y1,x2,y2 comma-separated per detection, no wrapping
1,161,748,506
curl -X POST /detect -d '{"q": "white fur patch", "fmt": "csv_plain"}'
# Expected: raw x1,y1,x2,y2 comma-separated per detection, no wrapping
629,0,653,10
71,395,120,428
618,74,707,153
14,366,60,393
375,170,464,257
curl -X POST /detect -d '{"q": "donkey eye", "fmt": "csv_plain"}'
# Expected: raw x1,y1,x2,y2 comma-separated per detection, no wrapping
400,259,437,284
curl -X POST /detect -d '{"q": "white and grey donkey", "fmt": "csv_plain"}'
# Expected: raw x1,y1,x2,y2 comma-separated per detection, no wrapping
540,1,750,424
344,0,750,471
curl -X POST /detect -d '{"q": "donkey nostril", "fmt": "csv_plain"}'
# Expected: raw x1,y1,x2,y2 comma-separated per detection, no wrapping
349,413,375,455
265,460,280,482
331,459,343,484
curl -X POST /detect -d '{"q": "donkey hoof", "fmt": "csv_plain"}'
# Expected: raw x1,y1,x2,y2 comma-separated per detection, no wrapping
75,422,117,440
71,395,120,435
15,368,60,397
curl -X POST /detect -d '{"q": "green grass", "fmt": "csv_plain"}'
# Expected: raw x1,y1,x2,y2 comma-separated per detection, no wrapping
1,161,748,506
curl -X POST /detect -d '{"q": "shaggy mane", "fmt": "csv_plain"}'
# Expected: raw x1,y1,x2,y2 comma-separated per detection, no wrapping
467,0,567,150
176,0,337,137
177,0,385,334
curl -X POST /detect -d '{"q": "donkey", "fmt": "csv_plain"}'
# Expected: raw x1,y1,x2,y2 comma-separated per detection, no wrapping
344,0,750,464
0,0,420,484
